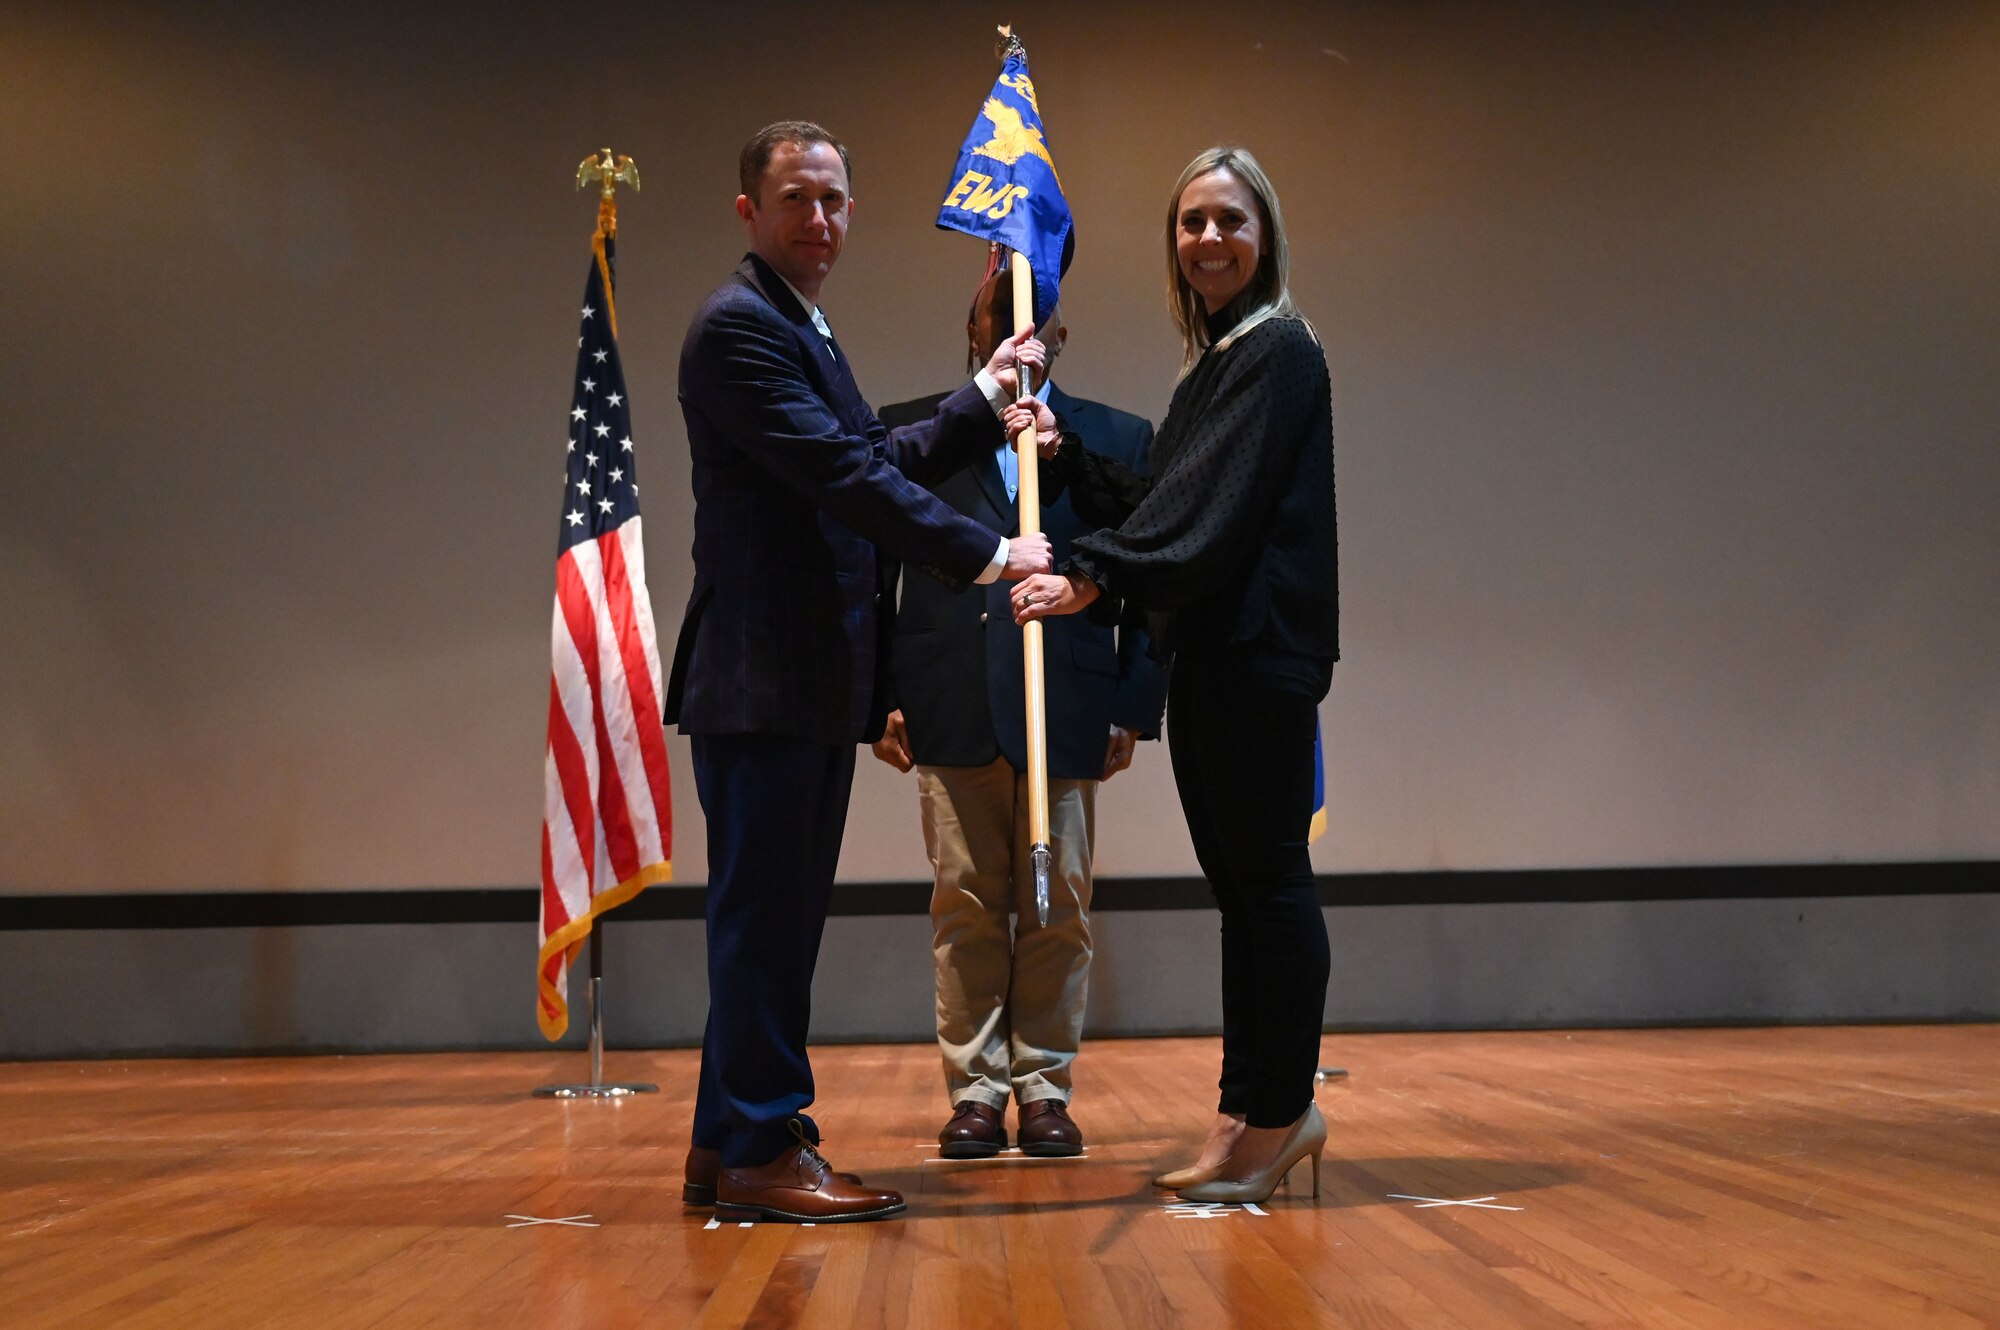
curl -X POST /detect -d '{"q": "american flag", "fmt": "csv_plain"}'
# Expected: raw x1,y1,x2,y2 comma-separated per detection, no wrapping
537,223,673,1039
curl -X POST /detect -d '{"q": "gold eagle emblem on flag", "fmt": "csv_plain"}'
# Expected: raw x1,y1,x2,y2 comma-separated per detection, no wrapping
972,97,1063,188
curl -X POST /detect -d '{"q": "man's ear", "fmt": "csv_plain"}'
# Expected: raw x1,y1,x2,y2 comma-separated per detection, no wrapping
735,194,754,225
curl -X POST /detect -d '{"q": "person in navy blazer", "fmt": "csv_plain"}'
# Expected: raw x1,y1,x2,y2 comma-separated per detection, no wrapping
662,122,1053,1224
872,275,1168,1160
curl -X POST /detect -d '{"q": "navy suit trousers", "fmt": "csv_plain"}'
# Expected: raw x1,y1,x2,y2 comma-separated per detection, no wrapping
690,732,857,1166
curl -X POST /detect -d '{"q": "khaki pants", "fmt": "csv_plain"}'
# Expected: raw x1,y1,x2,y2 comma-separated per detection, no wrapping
917,759,1095,1109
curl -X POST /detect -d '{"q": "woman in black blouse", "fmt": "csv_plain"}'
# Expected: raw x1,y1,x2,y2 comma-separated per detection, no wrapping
1009,146,1337,1203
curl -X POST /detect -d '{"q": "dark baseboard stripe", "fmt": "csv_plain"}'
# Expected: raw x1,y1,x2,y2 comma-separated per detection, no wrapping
1,861,1993,931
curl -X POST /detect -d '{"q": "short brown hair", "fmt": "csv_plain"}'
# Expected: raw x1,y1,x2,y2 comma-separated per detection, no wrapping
738,121,852,200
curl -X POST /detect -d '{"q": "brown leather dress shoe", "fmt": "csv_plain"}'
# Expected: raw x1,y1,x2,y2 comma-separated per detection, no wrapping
716,1141,905,1224
938,1101,1008,1158
683,1145,722,1205
1017,1098,1084,1157
686,1142,864,1206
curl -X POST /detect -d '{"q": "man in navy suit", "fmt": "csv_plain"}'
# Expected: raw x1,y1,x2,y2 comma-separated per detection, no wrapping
872,272,1168,1160
663,122,1052,1223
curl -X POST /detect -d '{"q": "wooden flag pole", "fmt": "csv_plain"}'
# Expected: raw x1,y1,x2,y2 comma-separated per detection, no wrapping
1008,249,1055,926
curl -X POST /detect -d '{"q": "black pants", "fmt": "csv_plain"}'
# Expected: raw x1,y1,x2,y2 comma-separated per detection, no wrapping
1167,650,1330,1129
689,732,856,1167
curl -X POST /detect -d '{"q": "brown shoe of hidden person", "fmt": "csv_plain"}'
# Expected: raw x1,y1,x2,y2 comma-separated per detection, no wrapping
714,1123,905,1223
1017,1098,1084,1157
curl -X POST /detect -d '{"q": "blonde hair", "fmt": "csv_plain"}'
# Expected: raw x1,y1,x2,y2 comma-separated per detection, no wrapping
1165,146,1311,368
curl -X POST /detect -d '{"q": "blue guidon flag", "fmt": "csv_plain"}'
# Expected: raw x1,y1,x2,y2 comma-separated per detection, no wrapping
1310,719,1328,844
935,37,1074,325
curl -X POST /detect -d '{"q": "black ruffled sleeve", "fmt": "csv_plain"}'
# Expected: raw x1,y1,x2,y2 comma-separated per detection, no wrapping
1047,432,1152,530
1066,320,1324,611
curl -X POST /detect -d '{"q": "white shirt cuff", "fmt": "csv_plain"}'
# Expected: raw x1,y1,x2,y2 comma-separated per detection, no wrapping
973,368,1012,418
974,536,1009,585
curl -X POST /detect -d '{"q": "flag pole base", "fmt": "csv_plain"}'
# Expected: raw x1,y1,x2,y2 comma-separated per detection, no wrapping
532,1083,658,1099
1030,842,1052,927
533,961,658,1098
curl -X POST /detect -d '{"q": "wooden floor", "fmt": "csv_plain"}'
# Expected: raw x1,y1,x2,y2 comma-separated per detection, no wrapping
3,1027,1998,1329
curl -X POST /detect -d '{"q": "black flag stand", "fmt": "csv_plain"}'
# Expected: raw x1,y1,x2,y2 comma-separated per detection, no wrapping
533,923,659,1098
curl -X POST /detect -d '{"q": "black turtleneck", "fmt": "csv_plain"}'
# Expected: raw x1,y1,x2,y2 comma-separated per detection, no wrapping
1203,302,1247,343
1054,310,1338,696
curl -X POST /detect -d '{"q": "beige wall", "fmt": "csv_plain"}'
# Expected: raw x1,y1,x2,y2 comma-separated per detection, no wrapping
3,1,1996,893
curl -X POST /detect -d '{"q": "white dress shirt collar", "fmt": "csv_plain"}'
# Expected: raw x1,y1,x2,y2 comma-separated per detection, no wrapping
773,272,833,340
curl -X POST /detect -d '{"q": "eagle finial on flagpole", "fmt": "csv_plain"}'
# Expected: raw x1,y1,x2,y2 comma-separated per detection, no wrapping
576,148,641,202
996,24,1026,59
576,148,640,242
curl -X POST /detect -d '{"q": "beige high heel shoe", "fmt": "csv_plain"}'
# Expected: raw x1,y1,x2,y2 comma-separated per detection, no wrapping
1153,1112,1249,1188
1174,1105,1326,1203
1152,1161,1222,1189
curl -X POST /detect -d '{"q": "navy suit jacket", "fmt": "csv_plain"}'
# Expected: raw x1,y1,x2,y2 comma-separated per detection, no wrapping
664,255,1006,746
879,383,1169,779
